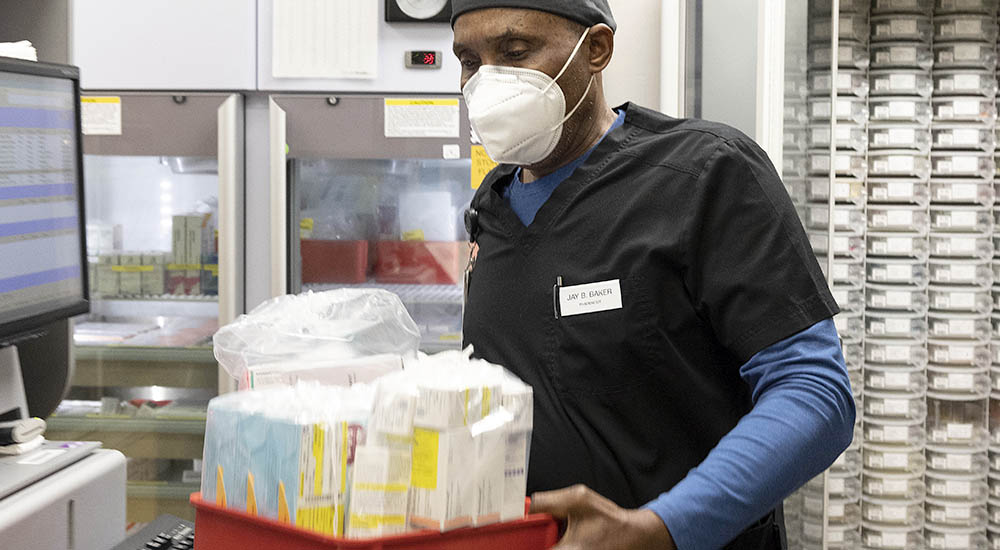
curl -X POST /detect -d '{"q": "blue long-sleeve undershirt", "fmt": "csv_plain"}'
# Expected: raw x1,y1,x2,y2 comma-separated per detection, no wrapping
643,318,856,549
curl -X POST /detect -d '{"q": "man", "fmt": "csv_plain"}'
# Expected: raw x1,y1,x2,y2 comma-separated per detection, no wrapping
453,1,856,549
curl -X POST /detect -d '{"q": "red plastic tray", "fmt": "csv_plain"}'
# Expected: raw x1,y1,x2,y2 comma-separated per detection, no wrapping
190,493,558,550
374,241,464,285
301,239,369,284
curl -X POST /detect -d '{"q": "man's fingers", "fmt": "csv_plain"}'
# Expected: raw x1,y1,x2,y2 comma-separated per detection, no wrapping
530,484,592,518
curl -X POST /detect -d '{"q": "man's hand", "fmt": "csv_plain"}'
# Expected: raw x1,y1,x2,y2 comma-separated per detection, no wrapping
530,485,677,550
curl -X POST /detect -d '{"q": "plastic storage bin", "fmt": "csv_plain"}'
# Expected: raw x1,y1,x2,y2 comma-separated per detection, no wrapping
190,493,559,550
933,71,999,98
808,124,868,151
870,69,933,97
862,523,925,550
807,177,866,204
930,179,995,206
868,204,931,233
872,14,933,42
925,497,988,527
867,259,930,285
929,233,993,260
926,366,991,399
926,445,990,476
374,242,464,285
871,97,933,125
872,0,933,15
928,286,993,314
928,259,993,287
864,417,927,447
867,312,929,340
870,124,931,151
871,41,933,69
862,497,924,525
863,471,926,500
869,149,933,179
933,42,998,71
933,14,999,42
864,365,928,394
925,471,989,501
927,339,992,367
864,444,927,473
809,42,870,70
869,178,930,204
927,313,991,340
865,391,928,420
300,240,369,284
924,524,989,549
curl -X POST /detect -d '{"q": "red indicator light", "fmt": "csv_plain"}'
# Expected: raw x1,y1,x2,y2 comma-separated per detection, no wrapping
423,53,436,65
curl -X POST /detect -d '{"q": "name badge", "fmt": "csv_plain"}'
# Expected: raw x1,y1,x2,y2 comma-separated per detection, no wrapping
558,279,623,317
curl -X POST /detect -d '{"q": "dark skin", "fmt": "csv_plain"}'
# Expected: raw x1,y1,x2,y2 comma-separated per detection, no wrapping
453,8,620,183
453,9,676,550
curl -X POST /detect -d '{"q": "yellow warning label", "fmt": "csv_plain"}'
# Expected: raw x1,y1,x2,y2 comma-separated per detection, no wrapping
297,506,336,535
301,218,314,238
402,229,426,242
167,264,201,271
111,265,154,273
385,99,459,107
205,264,219,276
412,428,440,490
313,424,325,496
482,387,492,418
471,145,499,190
353,483,410,492
81,96,121,104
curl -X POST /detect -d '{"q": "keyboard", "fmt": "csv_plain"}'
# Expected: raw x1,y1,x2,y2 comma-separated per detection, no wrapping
112,514,195,550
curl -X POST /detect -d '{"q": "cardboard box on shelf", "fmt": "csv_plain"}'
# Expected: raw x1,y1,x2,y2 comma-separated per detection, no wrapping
186,270,202,296
186,214,207,266
172,215,187,267
117,252,143,295
96,253,119,297
141,252,166,296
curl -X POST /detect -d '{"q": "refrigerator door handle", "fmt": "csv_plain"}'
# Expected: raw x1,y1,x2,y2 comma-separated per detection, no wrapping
269,98,288,299
217,93,245,394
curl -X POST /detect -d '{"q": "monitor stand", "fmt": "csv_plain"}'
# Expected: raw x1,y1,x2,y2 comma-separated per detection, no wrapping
0,345,28,422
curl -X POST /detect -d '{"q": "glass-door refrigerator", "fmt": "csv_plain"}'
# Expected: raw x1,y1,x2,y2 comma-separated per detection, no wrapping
269,94,473,355
44,93,244,523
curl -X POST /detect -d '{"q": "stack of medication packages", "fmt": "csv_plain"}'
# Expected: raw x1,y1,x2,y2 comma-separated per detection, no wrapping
200,353,533,539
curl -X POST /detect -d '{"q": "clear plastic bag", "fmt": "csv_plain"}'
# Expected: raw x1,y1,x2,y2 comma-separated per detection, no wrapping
214,289,421,388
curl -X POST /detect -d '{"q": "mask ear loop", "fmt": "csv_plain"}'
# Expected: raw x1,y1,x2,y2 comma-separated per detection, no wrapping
542,28,592,94
540,28,596,132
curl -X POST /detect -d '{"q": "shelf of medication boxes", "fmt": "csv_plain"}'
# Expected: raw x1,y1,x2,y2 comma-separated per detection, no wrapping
293,158,473,352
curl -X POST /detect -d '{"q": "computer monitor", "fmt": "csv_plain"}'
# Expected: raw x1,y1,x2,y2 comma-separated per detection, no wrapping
0,57,88,420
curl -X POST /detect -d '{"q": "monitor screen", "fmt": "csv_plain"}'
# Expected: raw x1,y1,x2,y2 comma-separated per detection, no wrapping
0,59,88,341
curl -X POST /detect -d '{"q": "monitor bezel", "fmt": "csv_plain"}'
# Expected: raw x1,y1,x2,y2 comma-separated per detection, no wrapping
0,56,90,343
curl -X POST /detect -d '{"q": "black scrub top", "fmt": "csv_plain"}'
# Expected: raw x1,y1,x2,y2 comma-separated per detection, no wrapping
463,103,839,514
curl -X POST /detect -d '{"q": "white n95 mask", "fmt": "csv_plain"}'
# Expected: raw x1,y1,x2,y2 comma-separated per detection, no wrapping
463,29,595,166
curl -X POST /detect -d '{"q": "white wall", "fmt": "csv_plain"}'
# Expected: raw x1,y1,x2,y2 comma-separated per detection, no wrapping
603,0,662,111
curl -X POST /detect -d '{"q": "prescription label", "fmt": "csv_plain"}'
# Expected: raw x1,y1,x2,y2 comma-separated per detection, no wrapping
412,428,440,490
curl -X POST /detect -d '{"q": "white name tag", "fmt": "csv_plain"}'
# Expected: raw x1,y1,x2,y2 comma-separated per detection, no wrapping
559,279,623,317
